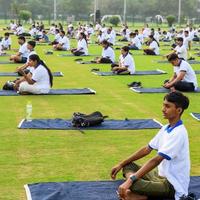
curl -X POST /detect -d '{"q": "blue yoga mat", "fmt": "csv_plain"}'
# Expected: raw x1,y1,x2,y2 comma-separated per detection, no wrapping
93,69,166,76
195,70,200,74
0,88,96,96
190,113,200,121
24,177,200,200
0,61,17,64
156,60,200,64
18,118,162,130
0,72,63,77
130,87,200,93
77,61,111,64
58,54,100,57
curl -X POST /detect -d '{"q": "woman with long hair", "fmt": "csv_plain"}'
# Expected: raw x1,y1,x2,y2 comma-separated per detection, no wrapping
14,54,53,94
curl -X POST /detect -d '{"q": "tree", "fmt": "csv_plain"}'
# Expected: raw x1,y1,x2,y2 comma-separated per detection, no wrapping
166,15,176,27
109,16,120,26
19,10,32,22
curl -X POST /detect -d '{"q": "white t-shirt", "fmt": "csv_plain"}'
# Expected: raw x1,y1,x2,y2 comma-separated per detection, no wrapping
130,37,142,49
77,39,88,55
105,33,115,45
98,34,105,43
1,38,11,48
55,33,60,42
149,120,190,200
119,53,135,74
32,64,51,93
183,36,191,49
102,46,115,63
19,43,30,58
174,45,187,60
174,60,198,90
59,36,70,50
149,41,159,55
16,26,25,35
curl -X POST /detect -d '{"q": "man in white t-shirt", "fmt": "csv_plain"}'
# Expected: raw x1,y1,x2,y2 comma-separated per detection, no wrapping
111,91,190,200
164,53,198,92
10,36,29,63
16,41,37,75
183,31,192,50
1,32,11,50
174,37,188,60
53,30,70,51
111,46,135,74
129,32,142,50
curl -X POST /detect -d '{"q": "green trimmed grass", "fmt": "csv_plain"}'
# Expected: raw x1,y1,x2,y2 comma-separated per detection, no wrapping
0,28,200,200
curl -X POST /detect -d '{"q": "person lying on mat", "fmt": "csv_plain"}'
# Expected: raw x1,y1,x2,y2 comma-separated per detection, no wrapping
71,32,88,56
14,54,53,94
53,30,70,51
163,53,198,92
16,41,37,75
10,36,29,63
111,91,190,200
94,40,115,64
143,35,160,55
164,37,187,61
111,46,135,75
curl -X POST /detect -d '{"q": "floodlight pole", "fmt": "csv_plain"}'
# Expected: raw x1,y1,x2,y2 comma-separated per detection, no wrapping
178,0,181,24
54,0,57,21
124,0,127,24
94,0,98,23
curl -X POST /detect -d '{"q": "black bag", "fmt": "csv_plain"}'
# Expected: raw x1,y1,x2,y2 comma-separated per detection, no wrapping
179,193,197,200
71,111,108,127
2,81,15,90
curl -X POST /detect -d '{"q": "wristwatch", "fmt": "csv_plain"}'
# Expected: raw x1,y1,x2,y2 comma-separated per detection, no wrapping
129,175,138,183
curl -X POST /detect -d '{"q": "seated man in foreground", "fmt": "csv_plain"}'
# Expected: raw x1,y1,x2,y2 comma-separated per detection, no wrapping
111,91,190,200
163,53,198,92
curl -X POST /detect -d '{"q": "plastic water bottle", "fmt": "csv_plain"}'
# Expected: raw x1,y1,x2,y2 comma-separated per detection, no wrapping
26,101,32,122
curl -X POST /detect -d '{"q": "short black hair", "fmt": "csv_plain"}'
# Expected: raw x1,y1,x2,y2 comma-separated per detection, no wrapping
60,30,65,35
176,37,183,42
18,36,26,41
121,46,130,52
130,32,136,37
164,92,189,112
27,41,36,48
4,32,9,36
101,40,109,45
167,53,178,62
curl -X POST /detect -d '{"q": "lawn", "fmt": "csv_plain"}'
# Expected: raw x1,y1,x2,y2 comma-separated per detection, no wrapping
0,25,199,200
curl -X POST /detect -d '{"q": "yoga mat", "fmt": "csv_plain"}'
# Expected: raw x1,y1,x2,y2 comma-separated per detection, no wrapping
58,54,100,57
130,87,200,93
190,113,200,121
0,88,96,96
0,61,17,64
0,72,63,77
93,69,166,76
18,118,162,130
156,60,200,64
24,177,200,200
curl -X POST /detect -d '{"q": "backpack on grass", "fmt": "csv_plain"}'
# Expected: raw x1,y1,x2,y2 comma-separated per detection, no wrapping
71,111,108,127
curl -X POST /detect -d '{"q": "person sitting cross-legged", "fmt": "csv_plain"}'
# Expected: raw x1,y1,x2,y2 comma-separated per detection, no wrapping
111,91,190,200
163,53,198,92
14,54,53,94
111,46,135,75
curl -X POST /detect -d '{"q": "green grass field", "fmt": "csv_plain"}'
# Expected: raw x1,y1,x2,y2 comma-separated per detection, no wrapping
0,27,200,200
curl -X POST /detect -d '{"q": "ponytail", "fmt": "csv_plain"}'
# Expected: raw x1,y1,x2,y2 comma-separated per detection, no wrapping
29,54,53,87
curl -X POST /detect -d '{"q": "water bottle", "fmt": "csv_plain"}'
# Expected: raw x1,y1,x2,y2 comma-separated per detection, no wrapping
26,101,32,122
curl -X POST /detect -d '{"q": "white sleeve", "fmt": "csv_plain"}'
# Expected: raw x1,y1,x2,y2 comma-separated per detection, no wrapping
158,132,183,160
148,129,163,150
180,62,189,72
32,68,43,82
124,56,133,67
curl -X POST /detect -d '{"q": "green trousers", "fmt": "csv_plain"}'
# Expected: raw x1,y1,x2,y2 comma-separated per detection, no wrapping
123,162,175,199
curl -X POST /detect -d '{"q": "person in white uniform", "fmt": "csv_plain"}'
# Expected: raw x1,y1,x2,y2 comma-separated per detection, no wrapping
71,32,88,56
1,32,12,50
95,40,115,63
144,35,160,55
164,53,198,92
10,36,29,63
53,30,70,51
111,46,135,75
15,54,53,94
111,91,190,200
16,41,37,75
